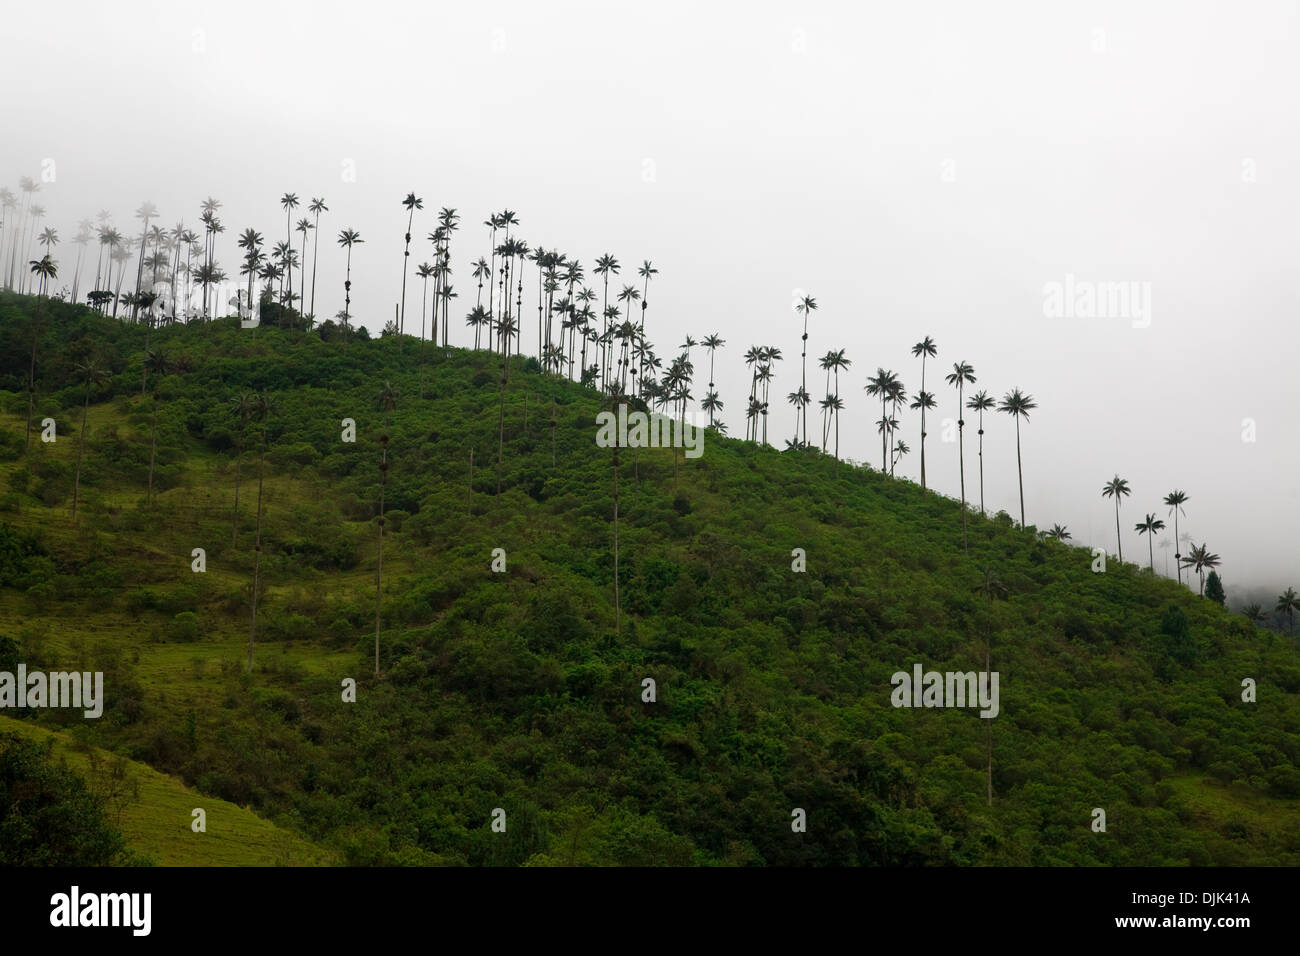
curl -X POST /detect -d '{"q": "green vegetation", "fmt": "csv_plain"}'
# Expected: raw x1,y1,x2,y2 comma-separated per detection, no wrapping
0,292,1297,865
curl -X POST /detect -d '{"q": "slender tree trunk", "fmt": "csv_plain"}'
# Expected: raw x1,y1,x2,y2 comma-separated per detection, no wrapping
247,444,266,673
1114,500,1123,563
24,296,43,453
1015,419,1025,527
958,387,968,551
613,440,621,637
231,443,243,547
147,393,159,506
977,411,985,516
72,380,92,521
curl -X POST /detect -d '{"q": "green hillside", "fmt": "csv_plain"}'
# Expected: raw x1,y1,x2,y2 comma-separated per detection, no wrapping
1,291,1297,866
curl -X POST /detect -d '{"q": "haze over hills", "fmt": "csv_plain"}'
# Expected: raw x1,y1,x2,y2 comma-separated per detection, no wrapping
1,294,1296,865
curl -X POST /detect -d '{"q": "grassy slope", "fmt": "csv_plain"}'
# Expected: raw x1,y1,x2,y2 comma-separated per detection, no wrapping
0,293,1297,866
0,716,334,865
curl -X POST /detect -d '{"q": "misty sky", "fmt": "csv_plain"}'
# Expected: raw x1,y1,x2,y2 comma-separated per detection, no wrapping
3,0,1297,594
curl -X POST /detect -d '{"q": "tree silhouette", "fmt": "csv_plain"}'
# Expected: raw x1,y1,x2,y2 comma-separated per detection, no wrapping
997,389,1036,528
1101,476,1132,563
1135,512,1166,572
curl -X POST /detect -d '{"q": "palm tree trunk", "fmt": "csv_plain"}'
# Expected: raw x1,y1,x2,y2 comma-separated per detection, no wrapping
977,411,985,516
613,441,621,637
247,444,266,673
72,381,91,521
1015,419,1025,527
24,296,43,453
1114,500,1123,563
147,394,159,506
310,212,321,326
958,389,968,551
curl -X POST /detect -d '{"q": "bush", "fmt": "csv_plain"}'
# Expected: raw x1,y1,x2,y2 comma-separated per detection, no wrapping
166,611,201,643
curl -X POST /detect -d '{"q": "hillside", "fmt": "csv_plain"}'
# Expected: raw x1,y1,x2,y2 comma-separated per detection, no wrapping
1,291,1298,866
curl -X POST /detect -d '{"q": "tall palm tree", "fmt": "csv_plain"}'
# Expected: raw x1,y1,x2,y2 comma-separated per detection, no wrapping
1180,543,1220,597
24,254,58,452
966,390,995,516
229,391,257,546
997,389,1037,528
247,392,276,672
143,349,169,506
864,369,900,470
1101,475,1131,562
911,337,937,489
398,192,423,334
945,362,977,549
1135,513,1166,571
1045,524,1071,540
129,202,158,321
795,295,817,445
1276,587,1299,635
825,394,845,459
338,229,363,339
70,358,108,523
972,568,1007,806
307,197,327,325
594,254,621,388
279,193,299,309
375,382,398,675
787,387,811,447
237,228,264,320
1163,490,1190,587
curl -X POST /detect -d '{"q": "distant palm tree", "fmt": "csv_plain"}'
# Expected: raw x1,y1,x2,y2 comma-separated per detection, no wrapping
1242,604,1266,625
946,361,977,549
70,358,108,523
307,198,327,325
795,295,817,445
1163,490,1190,587
1180,543,1220,597
1276,587,1298,635
279,193,299,308
865,369,901,471
997,388,1036,528
375,381,398,675
143,349,169,506
1101,475,1131,562
972,567,1008,806
787,387,811,446
1045,524,1071,540
130,202,158,321
338,229,363,339
25,254,58,451
247,392,276,672
1134,513,1166,571
229,391,257,546
966,390,995,516
398,193,423,334
911,337,937,489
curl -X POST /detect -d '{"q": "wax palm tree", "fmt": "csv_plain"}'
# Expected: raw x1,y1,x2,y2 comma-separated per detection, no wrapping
228,391,257,546
795,295,817,445
1101,475,1131,562
416,261,435,356
1180,543,1220,596
237,228,264,319
375,382,398,674
1241,604,1266,625
911,337,938,489
306,197,327,325
1045,524,1071,540
824,394,845,459
972,568,1008,806
997,388,1036,528
129,202,158,321
787,387,811,447
945,362,977,549
338,229,363,338
892,439,910,473
1163,490,1190,587
1135,513,1166,571
24,254,58,452
142,348,170,506
594,254,621,387
247,392,276,672
966,390,995,516
70,358,108,523
864,369,900,470
1276,587,1299,635
397,192,423,334
278,193,299,307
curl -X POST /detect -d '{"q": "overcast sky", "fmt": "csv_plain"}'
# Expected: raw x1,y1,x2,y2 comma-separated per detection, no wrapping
3,0,1297,595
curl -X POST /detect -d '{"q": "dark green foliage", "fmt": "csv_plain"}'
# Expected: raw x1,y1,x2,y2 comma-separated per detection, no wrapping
0,733,129,865
1205,571,1225,606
